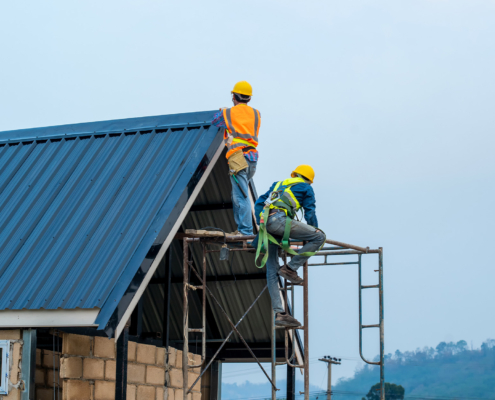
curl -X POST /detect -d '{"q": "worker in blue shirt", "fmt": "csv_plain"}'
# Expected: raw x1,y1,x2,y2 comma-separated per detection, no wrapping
254,165,325,327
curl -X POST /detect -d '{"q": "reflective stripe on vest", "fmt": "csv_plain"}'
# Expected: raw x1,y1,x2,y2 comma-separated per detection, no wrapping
268,177,305,216
223,105,260,158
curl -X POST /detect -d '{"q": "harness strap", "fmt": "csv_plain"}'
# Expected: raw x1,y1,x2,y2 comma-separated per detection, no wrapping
281,215,291,249
255,208,326,269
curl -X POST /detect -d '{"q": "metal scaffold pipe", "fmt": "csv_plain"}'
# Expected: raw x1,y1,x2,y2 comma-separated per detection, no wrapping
303,259,309,400
182,238,189,400
178,230,384,400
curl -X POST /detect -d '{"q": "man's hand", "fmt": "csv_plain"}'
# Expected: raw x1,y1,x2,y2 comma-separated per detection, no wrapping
219,107,227,111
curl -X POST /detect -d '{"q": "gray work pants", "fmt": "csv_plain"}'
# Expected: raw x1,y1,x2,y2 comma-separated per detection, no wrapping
265,211,325,313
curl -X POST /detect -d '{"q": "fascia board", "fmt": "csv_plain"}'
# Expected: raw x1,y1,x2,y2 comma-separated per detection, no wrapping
0,309,99,328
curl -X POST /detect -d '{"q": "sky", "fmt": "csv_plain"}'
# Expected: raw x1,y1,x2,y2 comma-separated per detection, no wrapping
1,0,494,392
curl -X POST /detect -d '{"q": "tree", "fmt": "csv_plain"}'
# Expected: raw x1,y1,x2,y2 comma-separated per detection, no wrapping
481,339,495,353
456,340,468,352
436,342,447,353
366,383,405,400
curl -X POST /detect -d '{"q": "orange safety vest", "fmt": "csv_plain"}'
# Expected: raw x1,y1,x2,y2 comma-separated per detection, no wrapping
222,104,260,159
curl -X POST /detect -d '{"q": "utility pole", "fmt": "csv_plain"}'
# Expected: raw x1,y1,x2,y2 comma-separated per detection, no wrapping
319,356,341,400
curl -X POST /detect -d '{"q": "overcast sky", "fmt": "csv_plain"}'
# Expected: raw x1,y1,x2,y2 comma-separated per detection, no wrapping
1,0,494,390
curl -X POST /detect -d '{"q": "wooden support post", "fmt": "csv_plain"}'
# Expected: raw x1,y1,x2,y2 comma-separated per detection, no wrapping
327,363,332,400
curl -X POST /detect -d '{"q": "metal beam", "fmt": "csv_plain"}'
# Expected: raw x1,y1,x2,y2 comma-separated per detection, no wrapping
207,342,287,360
21,329,36,400
115,324,129,400
130,298,143,337
150,273,266,285
189,203,233,212
287,342,296,400
163,249,172,348
210,361,222,400
210,342,281,350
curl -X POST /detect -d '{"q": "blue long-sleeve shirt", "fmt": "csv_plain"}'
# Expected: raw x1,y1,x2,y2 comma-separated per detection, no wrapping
255,181,318,228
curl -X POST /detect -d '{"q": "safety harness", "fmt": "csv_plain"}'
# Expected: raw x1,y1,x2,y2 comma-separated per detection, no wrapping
255,178,326,268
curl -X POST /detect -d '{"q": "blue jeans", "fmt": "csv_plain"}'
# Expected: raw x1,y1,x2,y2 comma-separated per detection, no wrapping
265,211,325,313
230,159,257,235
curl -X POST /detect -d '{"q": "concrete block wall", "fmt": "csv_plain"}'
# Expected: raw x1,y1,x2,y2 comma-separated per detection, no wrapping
0,330,202,400
164,347,202,400
59,333,202,400
0,330,23,400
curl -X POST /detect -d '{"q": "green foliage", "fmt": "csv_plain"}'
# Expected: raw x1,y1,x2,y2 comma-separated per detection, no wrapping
333,339,495,399
365,383,404,400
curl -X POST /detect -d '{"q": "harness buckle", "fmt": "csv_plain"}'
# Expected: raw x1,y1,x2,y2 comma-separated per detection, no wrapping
264,190,282,206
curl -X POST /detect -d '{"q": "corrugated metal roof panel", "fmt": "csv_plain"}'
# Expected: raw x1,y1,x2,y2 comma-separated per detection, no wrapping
0,112,222,316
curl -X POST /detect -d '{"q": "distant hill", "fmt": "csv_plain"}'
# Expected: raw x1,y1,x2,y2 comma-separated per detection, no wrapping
333,339,495,399
221,340,495,399
222,339,495,400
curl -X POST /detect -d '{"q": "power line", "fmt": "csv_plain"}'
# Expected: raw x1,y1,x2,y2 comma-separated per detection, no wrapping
222,357,324,376
223,359,323,379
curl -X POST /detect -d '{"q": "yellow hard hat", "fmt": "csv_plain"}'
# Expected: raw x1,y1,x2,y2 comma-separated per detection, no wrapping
232,81,253,97
291,165,315,183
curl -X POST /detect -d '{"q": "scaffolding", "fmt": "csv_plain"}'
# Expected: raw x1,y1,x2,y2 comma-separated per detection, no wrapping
180,231,384,400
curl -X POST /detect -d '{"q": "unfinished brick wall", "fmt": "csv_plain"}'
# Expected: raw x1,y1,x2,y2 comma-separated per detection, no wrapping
59,333,201,400
0,330,201,400
165,347,201,400
0,330,23,400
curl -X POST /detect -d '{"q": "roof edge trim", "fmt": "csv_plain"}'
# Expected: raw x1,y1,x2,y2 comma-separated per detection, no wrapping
0,110,217,143
0,309,99,328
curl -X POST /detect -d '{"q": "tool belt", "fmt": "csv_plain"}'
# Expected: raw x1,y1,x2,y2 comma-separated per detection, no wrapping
227,149,248,176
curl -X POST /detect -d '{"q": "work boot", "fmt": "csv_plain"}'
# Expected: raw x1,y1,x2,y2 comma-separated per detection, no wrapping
278,265,304,284
275,312,302,328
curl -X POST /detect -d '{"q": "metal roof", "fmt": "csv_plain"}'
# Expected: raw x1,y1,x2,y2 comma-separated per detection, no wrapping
0,111,222,324
0,111,302,357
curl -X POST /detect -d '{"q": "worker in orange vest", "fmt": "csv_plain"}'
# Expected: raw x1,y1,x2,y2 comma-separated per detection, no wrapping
212,81,260,235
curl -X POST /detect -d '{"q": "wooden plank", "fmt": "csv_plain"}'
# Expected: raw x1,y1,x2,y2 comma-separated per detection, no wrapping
184,229,225,237
176,230,256,241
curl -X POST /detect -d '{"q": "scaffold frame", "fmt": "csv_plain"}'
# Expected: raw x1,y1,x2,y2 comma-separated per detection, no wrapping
180,231,384,400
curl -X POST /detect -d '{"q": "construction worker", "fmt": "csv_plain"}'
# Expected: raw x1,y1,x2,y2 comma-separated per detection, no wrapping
254,165,325,327
212,81,260,235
